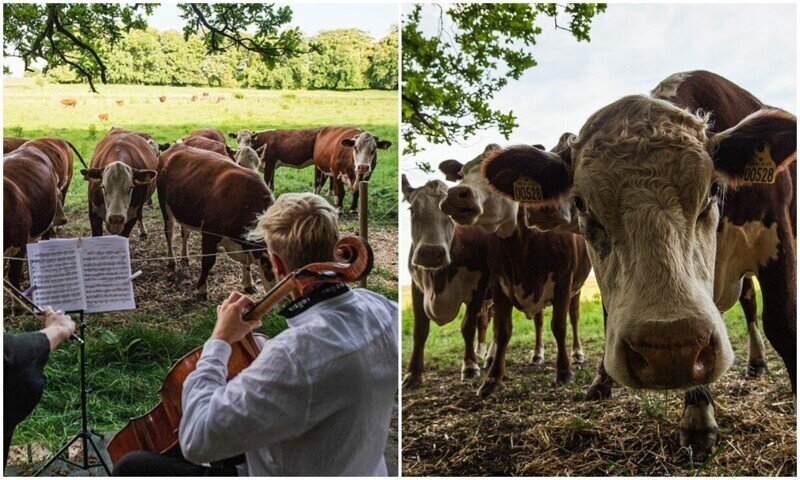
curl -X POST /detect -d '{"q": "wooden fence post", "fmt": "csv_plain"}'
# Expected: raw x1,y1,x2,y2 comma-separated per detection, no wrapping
359,180,368,288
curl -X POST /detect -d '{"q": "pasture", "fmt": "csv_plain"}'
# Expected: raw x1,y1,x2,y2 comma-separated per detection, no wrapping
3,79,399,471
401,279,796,476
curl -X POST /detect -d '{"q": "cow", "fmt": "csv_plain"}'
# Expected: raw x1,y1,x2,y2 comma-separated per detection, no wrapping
230,130,265,172
313,126,392,214
402,175,492,388
159,95,167,103
480,71,796,458
3,137,27,153
115,99,124,107
98,113,109,122
191,95,198,102
439,143,592,394
157,144,276,299
81,128,159,238
4,145,68,288
181,135,236,161
185,128,227,145
60,98,77,108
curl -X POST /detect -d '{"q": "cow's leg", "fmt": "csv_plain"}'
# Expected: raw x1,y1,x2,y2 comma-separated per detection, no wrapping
758,250,797,393
551,287,573,383
240,262,256,294
403,283,430,389
88,203,104,237
314,168,327,195
196,234,220,300
569,291,586,363
461,299,482,381
163,208,177,272
332,176,345,215
120,216,137,238
739,277,767,378
349,179,360,215
180,227,190,267
478,289,512,398
586,301,614,399
7,247,26,290
528,311,545,365
256,254,277,291
137,206,148,238
679,385,718,461
476,303,490,360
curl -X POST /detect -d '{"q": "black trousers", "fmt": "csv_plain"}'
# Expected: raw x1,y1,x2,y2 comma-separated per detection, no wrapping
112,450,242,477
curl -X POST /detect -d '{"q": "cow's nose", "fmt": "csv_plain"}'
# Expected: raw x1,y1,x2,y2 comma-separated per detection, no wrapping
413,245,449,269
356,164,370,174
108,215,125,225
440,186,479,218
624,323,718,389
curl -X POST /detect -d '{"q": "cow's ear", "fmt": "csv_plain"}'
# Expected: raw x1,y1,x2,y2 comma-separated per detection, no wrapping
81,168,103,180
341,138,356,148
159,142,170,152
132,169,157,185
710,108,796,184
229,132,237,139
482,146,573,204
438,159,464,182
377,139,392,149
532,144,546,150
401,174,415,201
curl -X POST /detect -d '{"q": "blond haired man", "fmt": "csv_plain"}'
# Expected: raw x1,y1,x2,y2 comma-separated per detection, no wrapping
113,193,398,476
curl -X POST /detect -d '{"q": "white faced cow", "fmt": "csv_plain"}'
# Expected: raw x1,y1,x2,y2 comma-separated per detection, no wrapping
231,129,266,172
481,71,796,458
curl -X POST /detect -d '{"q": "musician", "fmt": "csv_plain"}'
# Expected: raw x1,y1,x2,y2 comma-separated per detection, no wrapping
4,308,76,469
113,193,398,476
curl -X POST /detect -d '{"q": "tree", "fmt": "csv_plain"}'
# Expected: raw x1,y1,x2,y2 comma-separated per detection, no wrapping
308,29,374,90
3,3,308,92
402,3,607,155
369,26,399,90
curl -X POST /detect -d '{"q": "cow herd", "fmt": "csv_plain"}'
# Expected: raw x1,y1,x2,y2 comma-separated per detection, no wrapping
405,71,796,459
3,124,391,300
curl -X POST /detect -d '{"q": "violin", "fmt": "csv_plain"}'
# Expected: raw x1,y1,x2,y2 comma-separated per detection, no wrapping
106,236,372,464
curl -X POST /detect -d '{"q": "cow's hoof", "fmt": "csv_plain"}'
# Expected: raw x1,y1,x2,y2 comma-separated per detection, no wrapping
477,378,504,398
461,365,480,381
528,354,544,365
680,426,718,462
585,382,612,400
572,351,586,364
554,371,574,384
402,373,422,389
745,360,768,378
195,291,208,301
243,286,257,295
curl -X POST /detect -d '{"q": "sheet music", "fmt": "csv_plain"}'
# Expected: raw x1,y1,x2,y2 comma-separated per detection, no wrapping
79,236,136,313
27,238,87,312
25,236,136,313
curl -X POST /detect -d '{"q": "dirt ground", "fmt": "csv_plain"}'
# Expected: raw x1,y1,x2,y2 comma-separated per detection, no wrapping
402,347,795,476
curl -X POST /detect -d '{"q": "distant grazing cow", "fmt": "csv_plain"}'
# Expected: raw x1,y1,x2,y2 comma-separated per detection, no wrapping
481,71,796,458
231,130,265,171
115,99,124,107
159,95,167,103
439,143,592,393
82,128,159,237
157,144,275,298
402,175,492,388
60,98,77,108
98,113,109,122
202,92,209,97
3,137,27,154
4,145,68,288
191,95,198,102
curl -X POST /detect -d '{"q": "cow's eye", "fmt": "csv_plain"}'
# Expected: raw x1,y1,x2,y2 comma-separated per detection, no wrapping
709,182,720,198
573,196,588,215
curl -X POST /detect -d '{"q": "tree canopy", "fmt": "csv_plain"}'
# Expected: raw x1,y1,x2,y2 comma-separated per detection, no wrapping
402,3,607,155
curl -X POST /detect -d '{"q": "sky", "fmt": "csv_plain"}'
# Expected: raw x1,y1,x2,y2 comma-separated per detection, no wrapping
399,3,797,285
4,3,398,76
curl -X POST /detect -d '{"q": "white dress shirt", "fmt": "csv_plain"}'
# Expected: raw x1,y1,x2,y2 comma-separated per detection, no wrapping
179,286,398,476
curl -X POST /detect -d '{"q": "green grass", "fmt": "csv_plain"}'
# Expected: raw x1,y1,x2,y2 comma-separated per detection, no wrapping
4,79,398,452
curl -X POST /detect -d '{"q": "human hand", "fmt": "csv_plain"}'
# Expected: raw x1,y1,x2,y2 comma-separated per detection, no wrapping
41,307,76,350
211,292,260,344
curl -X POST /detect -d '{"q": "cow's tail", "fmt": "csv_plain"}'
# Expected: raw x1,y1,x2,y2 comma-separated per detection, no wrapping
67,141,87,168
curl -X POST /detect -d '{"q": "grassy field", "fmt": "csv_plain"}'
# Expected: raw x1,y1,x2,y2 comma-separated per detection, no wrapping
400,279,796,476
3,79,399,462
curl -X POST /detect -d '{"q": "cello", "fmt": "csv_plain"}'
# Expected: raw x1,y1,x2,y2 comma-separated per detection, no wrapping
106,236,372,464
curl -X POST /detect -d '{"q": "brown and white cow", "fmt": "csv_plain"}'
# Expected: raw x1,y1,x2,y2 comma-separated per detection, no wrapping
230,130,266,172
157,144,275,299
4,145,68,288
439,144,592,394
402,175,492,388
3,137,27,154
481,71,796,458
81,128,159,237
313,126,392,214
229,128,321,190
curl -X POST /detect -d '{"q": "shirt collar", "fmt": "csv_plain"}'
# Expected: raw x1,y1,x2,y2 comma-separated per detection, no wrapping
279,282,350,324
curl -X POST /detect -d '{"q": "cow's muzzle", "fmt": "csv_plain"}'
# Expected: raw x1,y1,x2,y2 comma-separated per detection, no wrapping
106,215,126,234
412,244,450,269
440,186,480,224
356,164,371,175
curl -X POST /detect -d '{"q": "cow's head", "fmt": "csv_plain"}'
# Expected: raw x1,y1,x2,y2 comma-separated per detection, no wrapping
341,131,392,178
235,146,263,172
439,144,521,237
230,129,255,148
81,161,156,234
403,175,454,269
483,95,797,390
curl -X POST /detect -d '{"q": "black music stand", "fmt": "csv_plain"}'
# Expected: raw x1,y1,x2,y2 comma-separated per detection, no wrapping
34,311,111,476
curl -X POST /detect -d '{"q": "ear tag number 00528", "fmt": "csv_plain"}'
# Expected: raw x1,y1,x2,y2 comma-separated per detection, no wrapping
512,176,543,202
743,143,777,184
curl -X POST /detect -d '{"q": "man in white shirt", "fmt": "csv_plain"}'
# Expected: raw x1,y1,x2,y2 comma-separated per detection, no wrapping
113,193,398,476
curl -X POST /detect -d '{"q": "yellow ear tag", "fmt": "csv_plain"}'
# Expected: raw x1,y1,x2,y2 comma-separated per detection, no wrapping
743,143,777,184
512,176,543,202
